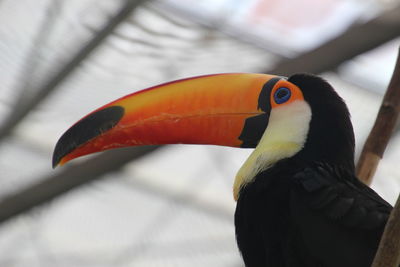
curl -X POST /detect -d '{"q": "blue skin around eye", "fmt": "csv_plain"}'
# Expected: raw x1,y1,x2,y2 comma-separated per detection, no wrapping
274,87,291,104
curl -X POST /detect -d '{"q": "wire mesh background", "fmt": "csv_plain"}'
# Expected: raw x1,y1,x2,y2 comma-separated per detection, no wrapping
0,0,399,266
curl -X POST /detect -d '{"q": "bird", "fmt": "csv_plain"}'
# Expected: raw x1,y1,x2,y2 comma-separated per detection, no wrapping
53,73,393,267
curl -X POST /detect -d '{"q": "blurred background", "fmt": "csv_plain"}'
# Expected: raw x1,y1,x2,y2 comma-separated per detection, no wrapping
0,0,399,266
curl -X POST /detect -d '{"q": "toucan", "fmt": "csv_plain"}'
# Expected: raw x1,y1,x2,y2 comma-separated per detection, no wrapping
53,73,393,267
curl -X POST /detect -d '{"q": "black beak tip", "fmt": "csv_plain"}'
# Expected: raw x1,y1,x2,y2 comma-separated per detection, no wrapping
52,154,60,169
51,105,125,168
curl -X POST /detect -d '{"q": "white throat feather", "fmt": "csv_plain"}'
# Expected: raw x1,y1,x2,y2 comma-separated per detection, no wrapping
233,100,312,200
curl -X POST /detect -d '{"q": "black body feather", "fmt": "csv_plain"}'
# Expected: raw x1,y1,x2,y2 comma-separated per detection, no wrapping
235,160,391,267
234,74,393,266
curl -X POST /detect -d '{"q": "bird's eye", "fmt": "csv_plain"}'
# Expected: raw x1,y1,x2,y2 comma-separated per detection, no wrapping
273,87,291,104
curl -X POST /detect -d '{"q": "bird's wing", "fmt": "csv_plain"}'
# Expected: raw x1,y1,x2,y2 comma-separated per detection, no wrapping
293,164,392,230
288,164,393,267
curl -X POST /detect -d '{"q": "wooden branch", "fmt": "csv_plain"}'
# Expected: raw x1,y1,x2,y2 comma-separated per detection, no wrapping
360,47,400,266
356,47,400,185
372,195,400,267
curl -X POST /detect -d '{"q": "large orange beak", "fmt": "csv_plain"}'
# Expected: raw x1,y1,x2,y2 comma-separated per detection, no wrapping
53,73,282,167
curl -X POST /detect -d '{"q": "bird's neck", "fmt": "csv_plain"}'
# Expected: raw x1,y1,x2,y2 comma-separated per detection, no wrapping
294,103,355,172
287,73,356,172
